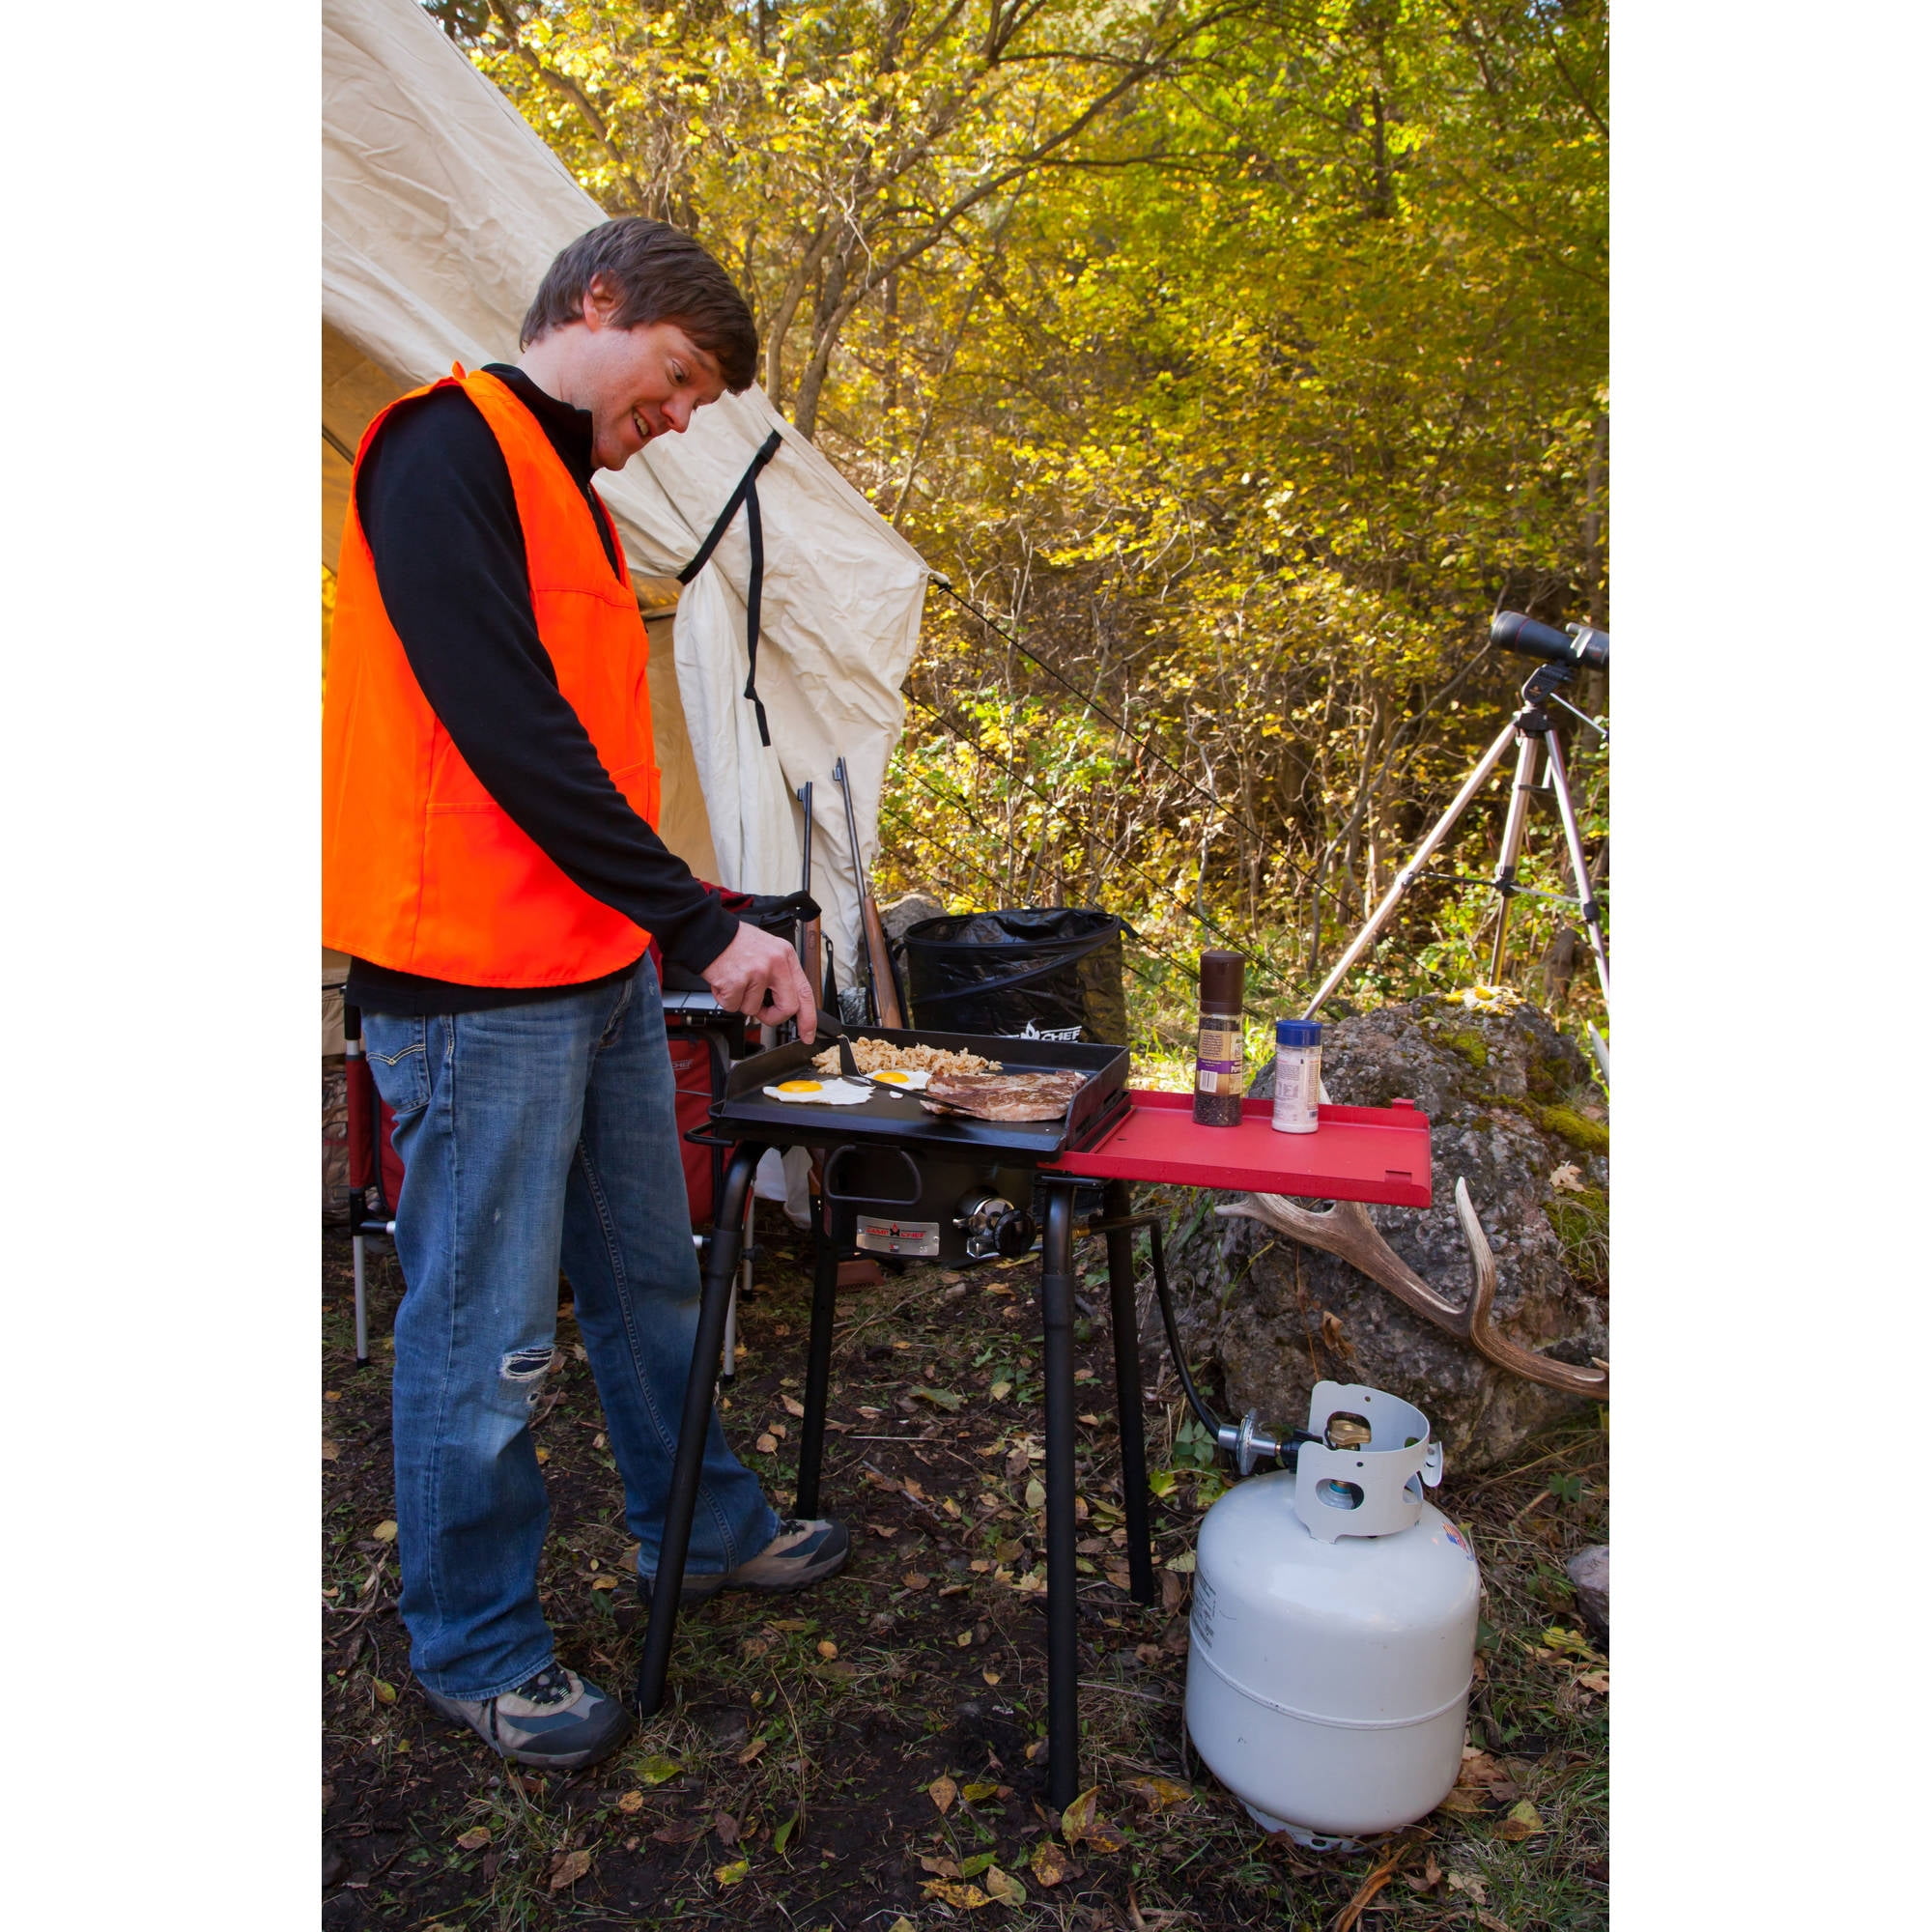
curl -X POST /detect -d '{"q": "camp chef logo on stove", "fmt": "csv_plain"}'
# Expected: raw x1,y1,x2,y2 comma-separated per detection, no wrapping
855,1216,942,1257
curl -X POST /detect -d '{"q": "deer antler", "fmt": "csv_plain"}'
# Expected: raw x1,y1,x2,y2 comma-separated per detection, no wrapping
1451,1178,1607,1400
1217,1179,1607,1401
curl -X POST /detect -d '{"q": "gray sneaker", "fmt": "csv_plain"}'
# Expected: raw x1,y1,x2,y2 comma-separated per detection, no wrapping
639,1517,850,1605
421,1662,633,1771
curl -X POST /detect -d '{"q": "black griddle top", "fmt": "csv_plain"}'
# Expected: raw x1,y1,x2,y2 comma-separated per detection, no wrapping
709,1027,1131,1163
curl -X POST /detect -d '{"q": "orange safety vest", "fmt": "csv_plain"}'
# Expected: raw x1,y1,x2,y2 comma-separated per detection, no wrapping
323,368,662,986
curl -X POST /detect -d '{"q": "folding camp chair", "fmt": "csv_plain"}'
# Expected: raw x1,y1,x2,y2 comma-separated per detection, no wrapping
339,1002,405,1370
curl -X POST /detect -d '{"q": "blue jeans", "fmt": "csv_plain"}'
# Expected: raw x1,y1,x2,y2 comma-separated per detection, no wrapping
363,961,779,1701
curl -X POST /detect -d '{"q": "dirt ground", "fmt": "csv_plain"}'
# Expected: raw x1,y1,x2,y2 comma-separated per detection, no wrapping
323,1203,1607,1930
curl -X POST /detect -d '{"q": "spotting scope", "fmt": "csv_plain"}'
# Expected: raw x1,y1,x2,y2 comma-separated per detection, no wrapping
1491,611,1608,670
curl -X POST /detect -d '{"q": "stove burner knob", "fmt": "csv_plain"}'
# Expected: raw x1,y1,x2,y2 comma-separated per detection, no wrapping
993,1207,1037,1259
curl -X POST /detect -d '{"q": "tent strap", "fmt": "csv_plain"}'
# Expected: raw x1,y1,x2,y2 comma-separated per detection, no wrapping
678,429,783,748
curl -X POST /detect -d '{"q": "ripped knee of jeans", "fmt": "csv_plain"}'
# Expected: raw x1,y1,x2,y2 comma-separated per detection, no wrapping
501,1345,557,1406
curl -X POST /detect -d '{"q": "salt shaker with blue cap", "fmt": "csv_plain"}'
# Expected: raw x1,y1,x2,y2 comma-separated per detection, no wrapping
1270,1019,1322,1134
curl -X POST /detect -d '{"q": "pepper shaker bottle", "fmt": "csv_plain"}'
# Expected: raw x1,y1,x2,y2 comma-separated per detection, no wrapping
1193,951,1246,1126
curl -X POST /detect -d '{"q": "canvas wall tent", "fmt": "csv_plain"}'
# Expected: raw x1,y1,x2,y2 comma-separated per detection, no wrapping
321,0,929,1053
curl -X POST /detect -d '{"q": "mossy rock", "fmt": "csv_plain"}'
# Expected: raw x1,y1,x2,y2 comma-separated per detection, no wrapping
1434,1028,1490,1069
1481,1094,1609,1156
1529,1102,1609,1156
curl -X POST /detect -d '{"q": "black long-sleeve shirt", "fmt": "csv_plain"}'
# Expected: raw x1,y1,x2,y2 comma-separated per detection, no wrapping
343,364,740,1015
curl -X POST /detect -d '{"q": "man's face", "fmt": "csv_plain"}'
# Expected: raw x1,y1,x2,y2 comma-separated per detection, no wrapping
571,281,727,470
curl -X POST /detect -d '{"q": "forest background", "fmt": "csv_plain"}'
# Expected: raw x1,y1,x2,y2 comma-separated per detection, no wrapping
428,0,1608,1061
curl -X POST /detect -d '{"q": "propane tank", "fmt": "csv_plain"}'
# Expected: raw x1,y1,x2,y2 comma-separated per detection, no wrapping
1184,1380,1480,1847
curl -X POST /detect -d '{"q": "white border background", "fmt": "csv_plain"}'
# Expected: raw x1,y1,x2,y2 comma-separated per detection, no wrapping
0,2,1925,1923
0,2,318,1921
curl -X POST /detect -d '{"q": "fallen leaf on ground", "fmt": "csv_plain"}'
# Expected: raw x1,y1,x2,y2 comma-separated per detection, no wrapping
1577,1669,1609,1694
781,1395,806,1417
650,1820,707,1845
921,1854,960,1879
922,1880,991,1909
737,1738,768,1766
1436,1786,1487,1815
1024,1478,1046,1510
589,1577,618,1590
1123,1776,1193,1812
887,1920,915,1932
911,1387,966,1411
816,1639,838,1660
769,1617,810,1632
956,1852,997,1878
548,1848,592,1889
614,1792,643,1815
961,1780,1001,1803
322,1441,340,1462
714,1812,740,1846
1061,1787,1127,1852
714,1859,750,1888
1030,1838,1072,1886
1540,1625,1598,1660
902,1572,930,1591
1164,1551,1196,1574
1476,1914,1513,1932
1494,1799,1545,1841
755,1432,779,1453
927,1774,958,1814
372,1520,398,1543
1446,1872,1487,1902
983,1864,1027,1906
454,1826,491,1851
371,1678,397,1704
638,1754,682,1784
990,1380,1012,1401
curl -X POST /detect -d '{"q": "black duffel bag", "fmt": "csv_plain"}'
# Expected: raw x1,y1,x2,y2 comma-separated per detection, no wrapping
900,908,1129,1045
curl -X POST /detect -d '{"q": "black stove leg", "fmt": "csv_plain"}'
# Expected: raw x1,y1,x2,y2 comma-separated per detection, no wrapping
795,1186,838,1519
635,1139,768,1718
1100,1179,1158,1605
1037,1182,1081,1812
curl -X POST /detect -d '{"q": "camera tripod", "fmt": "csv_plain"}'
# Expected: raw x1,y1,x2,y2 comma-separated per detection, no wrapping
1304,661,1609,1027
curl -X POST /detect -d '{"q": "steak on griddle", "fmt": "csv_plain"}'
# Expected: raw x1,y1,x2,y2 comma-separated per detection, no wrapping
921,1069,1087,1122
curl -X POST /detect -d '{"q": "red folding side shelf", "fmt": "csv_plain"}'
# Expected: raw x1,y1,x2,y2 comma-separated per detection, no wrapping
1043,1090,1432,1208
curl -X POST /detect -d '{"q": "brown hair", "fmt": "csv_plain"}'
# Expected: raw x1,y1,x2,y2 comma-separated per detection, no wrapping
520,217,758,392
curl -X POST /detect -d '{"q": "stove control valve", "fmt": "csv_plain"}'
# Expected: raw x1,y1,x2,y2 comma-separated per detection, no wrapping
954,1190,1037,1262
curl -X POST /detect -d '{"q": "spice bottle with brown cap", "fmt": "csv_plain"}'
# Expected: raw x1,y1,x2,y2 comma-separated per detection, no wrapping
1192,951,1246,1126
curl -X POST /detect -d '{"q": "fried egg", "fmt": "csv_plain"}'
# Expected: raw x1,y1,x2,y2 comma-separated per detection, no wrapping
761,1077,871,1105
865,1067,931,1090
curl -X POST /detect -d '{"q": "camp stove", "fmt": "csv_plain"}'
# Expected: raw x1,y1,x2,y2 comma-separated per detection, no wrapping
640,1023,1435,1818
705,1024,1128,1264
